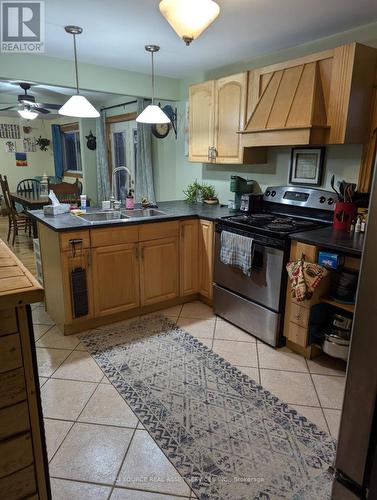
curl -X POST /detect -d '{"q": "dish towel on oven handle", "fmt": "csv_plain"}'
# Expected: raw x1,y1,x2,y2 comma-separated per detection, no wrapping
220,230,254,277
286,257,328,302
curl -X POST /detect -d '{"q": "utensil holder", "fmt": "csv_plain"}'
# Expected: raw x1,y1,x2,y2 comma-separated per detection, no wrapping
333,202,357,231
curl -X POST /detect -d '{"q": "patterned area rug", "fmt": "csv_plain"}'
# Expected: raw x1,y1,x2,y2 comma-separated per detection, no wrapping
80,315,336,500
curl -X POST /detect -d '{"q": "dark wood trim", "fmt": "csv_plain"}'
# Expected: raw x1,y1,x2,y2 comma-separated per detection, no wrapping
105,112,138,183
64,171,83,179
60,122,79,133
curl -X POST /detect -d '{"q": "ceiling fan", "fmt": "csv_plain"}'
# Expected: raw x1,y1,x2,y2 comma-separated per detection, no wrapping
0,83,61,119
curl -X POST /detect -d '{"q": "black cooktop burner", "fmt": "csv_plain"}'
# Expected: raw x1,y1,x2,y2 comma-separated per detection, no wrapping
221,212,323,236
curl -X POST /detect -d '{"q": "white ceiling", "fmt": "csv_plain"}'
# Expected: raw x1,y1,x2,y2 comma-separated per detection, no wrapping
42,0,377,78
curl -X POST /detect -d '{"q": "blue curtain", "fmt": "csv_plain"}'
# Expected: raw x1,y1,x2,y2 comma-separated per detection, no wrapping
136,98,156,203
51,124,63,178
96,111,111,202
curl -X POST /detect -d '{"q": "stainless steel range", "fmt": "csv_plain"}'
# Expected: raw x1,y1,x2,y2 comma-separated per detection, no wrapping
213,186,336,346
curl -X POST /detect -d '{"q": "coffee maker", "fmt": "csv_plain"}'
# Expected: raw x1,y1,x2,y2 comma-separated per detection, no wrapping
230,176,256,211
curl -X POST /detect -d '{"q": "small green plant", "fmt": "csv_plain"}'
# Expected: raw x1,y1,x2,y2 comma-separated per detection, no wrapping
200,183,217,200
183,180,202,203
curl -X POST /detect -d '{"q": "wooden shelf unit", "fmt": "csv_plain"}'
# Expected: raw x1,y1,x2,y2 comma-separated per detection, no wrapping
320,297,355,314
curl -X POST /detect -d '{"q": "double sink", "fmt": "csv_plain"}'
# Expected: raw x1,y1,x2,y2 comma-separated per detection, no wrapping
76,208,167,224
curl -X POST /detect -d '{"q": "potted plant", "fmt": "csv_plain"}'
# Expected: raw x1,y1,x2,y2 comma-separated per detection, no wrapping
183,180,202,203
200,183,219,204
36,136,50,151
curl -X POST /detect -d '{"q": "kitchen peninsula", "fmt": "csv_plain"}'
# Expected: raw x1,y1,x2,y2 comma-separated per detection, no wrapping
31,202,233,335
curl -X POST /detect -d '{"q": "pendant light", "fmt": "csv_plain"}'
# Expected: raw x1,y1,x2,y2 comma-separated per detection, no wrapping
136,45,170,124
59,26,100,118
18,106,38,120
159,0,220,46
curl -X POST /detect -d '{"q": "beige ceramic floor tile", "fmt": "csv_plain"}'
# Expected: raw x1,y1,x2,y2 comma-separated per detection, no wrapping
307,354,347,376
49,422,133,484
32,306,55,325
50,478,111,499
111,488,189,499
212,340,258,367
39,376,48,387
36,326,80,350
215,318,256,343
323,408,342,438
41,378,97,420
44,418,73,460
33,324,52,341
159,304,183,318
78,384,139,428
180,301,215,319
177,318,215,339
52,350,104,382
117,430,191,496
36,348,70,377
236,366,260,383
260,369,320,407
289,405,329,433
312,374,345,409
101,375,111,384
257,343,308,373
74,342,88,351
196,337,213,349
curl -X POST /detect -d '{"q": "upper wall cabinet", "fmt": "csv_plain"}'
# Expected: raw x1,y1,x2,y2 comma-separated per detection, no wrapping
241,43,377,148
189,74,267,164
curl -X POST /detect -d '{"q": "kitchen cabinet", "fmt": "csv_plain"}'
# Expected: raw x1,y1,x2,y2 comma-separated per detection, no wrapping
180,219,199,296
242,42,377,148
140,237,179,306
189,75,267,164
198,220,214,300
92,243,140,317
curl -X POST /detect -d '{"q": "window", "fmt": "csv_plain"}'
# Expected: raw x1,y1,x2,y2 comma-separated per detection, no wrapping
61,123,82,174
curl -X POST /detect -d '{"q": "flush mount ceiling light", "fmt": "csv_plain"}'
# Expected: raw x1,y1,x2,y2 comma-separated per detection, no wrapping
136,45,171,124
18,106,38,120
159,0,220,46
59,26,100,118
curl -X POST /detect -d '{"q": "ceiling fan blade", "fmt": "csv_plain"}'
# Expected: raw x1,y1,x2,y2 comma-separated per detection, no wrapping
35,107,50,114
0,105,16,111
39,103,61,110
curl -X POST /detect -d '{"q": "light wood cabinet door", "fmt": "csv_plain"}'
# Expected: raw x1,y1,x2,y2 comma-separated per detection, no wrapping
188,80,215,162
198,220,214,300
180,220,199,296
214,73,248,164
91,243,140,317
140,237,179,306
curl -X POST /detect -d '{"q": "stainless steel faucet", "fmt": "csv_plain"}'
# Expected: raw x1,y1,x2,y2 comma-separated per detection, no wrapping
111,166,131,208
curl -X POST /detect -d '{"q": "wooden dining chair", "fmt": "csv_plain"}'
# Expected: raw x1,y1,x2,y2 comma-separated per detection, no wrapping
0,174,31,245
17,178,41,197
48,179,82,203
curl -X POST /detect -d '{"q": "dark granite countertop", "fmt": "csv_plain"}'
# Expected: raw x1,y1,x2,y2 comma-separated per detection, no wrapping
28,200,235,232
290,226,364,256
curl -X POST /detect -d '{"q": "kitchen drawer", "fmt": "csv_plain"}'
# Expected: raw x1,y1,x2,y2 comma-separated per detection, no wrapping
285,321,308,347
0,334,22,374
0,464,36,499
0,401,29,440
59,230,91,251
91,225,139,247
0,368,26,409
139,221,179,241
0,308,17,336
289,302,310,328
0,432,34,478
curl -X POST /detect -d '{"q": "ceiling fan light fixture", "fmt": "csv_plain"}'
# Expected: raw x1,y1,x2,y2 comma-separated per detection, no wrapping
18,107,38,120
159,0,220,45
136,45,171,124
58,94,100,118
59,25,100,118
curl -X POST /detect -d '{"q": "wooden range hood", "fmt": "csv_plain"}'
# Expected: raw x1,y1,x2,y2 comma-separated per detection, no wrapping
240,43,377,148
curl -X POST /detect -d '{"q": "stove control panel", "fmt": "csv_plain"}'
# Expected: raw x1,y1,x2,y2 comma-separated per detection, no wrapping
264,186,336,211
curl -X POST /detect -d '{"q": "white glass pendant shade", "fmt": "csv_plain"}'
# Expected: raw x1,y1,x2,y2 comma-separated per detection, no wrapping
18,108,38,120
58,94,100,118
159,0,220,45
136,104,170,124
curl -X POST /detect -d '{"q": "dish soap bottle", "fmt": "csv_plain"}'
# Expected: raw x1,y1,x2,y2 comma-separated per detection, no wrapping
126,189,135,210
40,173,49,199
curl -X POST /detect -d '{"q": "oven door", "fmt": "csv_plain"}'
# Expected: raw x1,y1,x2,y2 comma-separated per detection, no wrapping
214,224,286,312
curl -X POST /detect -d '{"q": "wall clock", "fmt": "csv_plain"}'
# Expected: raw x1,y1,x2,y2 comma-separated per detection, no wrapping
151,105,177,139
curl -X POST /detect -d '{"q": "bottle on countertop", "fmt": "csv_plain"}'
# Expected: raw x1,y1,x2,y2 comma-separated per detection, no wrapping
361,216,366,233
40,173,49,198
350,218,355,233
355,215,362,233
126,189,135,210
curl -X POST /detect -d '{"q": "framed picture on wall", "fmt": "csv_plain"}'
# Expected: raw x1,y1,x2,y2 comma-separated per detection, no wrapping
289,147,325,186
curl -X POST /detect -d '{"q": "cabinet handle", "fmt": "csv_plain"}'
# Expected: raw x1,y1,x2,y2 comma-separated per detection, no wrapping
213,147,217,160
208,147,211,161
86,251,91,268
